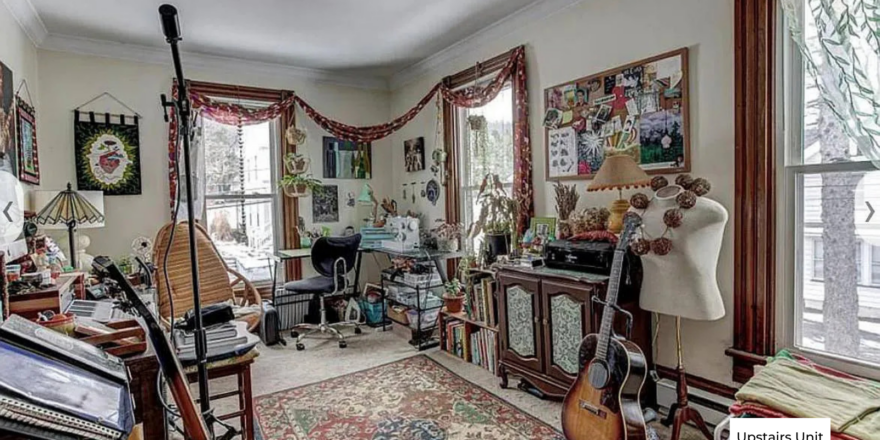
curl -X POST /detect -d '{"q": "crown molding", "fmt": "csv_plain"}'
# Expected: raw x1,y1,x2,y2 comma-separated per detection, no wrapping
39,34,390,91
2,0,48,46
389,0,586,90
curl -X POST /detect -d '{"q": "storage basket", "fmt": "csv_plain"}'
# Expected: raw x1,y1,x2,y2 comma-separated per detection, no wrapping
406,308,439,331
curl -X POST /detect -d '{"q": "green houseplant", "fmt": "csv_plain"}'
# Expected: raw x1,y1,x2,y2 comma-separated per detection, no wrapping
469,173,518,262
279,174,323,198
442,278,465,314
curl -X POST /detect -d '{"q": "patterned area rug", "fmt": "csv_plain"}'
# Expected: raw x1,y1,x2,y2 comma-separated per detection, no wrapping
254,355,564,439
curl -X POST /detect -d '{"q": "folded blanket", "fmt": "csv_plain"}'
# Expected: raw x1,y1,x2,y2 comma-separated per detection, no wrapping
735,358,880,440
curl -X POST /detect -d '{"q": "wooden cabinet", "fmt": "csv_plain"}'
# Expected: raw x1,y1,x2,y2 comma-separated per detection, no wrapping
497,267,652,403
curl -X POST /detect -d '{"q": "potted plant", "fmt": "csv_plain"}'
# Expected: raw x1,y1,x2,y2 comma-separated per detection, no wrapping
432,220,464,252
469,173,518,263
284,152,311,175
280,174,323,198
442,279,465,314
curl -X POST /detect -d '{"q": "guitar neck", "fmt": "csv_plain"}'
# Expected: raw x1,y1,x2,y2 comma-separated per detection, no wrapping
596,249,625,360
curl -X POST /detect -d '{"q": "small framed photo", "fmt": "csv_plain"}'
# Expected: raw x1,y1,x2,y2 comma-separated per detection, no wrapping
530,217,557,240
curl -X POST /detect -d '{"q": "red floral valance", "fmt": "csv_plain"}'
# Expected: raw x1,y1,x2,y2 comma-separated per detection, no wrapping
168,46,532,230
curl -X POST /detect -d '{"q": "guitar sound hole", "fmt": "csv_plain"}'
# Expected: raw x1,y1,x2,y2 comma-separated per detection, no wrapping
587,361,610,389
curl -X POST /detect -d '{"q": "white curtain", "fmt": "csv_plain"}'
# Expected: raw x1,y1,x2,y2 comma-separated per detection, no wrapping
782,0,880,169
173,114,206,222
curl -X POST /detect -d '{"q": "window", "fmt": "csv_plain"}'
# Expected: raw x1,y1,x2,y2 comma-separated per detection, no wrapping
784,4,880,368
457,85,515,252
203,116,279,283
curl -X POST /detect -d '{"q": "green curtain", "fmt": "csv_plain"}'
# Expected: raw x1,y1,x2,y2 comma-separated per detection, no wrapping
782,0,880,168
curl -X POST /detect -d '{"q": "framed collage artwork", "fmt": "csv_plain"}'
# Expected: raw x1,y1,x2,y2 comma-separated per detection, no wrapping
16,99,39,184
543,48,690,180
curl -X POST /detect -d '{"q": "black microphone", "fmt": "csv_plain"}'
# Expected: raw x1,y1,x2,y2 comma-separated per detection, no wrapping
159,4,181,43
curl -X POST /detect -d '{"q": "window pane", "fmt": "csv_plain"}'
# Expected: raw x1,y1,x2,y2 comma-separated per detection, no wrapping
204,119,274,196
797,170,880,365
206,198,275,282
873,246,880,285
458,85,515,253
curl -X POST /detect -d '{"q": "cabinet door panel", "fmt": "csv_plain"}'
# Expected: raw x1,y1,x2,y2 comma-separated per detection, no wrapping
498,273,542,373
542,280,593,384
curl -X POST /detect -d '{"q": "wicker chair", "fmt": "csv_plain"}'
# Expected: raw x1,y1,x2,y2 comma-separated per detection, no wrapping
153,221,262,332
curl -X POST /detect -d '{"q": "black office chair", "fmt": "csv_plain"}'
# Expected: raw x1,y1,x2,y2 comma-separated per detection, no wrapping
284,234,362,350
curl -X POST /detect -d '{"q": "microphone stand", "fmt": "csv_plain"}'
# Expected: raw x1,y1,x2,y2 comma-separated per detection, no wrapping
158,4,212,429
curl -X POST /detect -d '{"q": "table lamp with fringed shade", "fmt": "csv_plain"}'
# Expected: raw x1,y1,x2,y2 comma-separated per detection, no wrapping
587,155,650,234
33,183,105,269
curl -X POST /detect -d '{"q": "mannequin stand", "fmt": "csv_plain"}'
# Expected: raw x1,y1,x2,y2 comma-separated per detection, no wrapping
662,317,713,440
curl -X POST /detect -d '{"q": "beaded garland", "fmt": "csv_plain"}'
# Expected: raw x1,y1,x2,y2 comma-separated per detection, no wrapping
627,174,712,256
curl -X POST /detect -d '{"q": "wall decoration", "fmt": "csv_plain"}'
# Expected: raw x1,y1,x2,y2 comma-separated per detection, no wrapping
548,126,577,177
404,137,425,172
529,217,558,240
15,98,38,184
74,111,142,195
426,179,440,206
312,184,339,223
543,48,689,180
0,62,16,178
322,137,372,179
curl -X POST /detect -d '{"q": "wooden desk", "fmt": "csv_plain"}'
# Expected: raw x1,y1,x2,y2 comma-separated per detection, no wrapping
7,272,85,319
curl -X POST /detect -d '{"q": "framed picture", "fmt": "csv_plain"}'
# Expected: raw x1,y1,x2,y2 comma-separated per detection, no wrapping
543,48,690,180
312,185,339,223
404,137,425,172
16,99,38,184
322,137,372,179
74,112,142,195
530,217,557,240
0,61,16,178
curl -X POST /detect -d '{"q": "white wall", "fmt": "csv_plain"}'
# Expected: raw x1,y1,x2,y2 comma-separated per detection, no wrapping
36,50,393,268
389,0,737,386
1,3,40,192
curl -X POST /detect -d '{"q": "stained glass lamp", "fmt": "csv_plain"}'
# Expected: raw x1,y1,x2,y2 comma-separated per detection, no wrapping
33,183,105,269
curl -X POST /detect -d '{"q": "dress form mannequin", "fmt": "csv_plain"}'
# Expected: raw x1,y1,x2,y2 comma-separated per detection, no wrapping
631,183,728,440
635,185,727,321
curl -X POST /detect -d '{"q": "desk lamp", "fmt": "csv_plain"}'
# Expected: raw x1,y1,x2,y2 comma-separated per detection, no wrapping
33,183,105,270
587,155,650,234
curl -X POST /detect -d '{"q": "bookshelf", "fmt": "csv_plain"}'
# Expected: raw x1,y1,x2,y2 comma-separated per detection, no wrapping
439,270,500,375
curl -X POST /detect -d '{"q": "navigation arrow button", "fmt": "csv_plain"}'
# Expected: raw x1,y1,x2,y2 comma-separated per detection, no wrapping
868,202,876,223
2,202,11,223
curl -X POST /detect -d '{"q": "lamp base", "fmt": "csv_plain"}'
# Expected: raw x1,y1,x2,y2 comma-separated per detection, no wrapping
607,199,630,234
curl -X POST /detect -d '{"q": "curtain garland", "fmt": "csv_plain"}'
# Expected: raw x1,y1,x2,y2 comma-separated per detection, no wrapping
167,46,532,231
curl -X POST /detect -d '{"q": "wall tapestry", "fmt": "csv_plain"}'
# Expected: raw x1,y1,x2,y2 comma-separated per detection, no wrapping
322,137,372,179
543,47,690,180
0,62,16,178
74,111,142,195
15,98,38,184
404,136,425,172
312,184,339,223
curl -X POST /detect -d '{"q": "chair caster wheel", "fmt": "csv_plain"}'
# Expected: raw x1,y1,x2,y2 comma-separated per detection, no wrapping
295,343,305,351
338,341,347,348
291,331,299,338
354,327,362,335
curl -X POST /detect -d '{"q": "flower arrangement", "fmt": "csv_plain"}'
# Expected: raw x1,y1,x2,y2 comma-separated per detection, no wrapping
432,220,464,252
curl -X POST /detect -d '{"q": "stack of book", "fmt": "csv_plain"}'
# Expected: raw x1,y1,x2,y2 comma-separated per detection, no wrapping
443,320,496,374
468,327,497,373
465,276,496,326
360,227,395,249
0,315,134,439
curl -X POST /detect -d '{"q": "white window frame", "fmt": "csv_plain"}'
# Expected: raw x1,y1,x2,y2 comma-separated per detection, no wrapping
777,4,880,380
455,83,515,253
201,110,282,285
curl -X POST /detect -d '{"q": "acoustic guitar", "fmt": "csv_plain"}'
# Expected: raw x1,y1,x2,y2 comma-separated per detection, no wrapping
561,213,648,440
92,256,211,440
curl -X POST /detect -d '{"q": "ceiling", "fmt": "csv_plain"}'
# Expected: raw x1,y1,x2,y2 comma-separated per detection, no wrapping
24,0,541,80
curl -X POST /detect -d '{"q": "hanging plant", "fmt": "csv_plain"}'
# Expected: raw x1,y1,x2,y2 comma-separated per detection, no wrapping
467,114,489,165
285,125,308,146
279,174,322,198
284,152,311,175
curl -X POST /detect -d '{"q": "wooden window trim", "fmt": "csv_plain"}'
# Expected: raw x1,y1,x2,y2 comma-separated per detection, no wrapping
443,48,520,276
726,0,777,383
188,81,301,281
